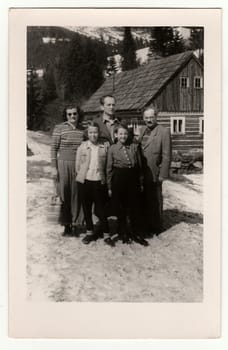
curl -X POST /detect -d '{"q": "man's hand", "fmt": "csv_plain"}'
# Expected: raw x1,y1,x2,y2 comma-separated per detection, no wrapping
51,168,58,180
139,176,144,192
108,189,112,197
158,176,164,183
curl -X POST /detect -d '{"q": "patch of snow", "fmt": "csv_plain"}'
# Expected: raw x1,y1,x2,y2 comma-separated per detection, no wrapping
26,130,203,302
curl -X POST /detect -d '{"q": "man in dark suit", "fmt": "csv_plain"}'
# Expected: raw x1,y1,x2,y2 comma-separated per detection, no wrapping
93,95,120,145
139,105,171,235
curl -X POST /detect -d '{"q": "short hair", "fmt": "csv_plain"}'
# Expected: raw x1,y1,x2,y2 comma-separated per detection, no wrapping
62,104,84,123
114,122,129,134
84,121,100,139
142,104,158,117
100,94,116,106
87,121,100,132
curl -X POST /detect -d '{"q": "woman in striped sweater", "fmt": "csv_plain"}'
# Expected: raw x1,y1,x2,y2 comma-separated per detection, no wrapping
51,104,84,236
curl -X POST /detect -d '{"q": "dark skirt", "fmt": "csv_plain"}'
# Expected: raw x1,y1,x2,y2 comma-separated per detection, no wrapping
57,159,84,226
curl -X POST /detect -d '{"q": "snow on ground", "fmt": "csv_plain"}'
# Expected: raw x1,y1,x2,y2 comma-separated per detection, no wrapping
27,131,203,302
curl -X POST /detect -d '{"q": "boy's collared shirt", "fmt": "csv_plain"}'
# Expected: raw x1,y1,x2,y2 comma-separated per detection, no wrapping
85,141,101,181
76,140,109,184
106,141,142,190
113,141,134,168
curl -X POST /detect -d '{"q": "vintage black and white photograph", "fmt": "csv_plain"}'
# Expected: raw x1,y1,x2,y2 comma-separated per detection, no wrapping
26,24,204,303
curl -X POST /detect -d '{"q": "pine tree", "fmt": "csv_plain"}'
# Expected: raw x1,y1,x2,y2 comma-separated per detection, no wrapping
65,34,84,101
64,34,106,102
27,69,45,129
122,27,138,71
149,27,185,58
149,27,173,58
189,27,204,64
81,39,104,98
169,29,185,55
43,62,57,102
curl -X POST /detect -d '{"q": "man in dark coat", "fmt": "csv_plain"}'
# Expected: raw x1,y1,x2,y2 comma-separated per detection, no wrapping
139,105,171,235
93,95,120,145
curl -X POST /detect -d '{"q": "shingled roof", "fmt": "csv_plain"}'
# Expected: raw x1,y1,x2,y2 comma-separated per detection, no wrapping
82,51,198,113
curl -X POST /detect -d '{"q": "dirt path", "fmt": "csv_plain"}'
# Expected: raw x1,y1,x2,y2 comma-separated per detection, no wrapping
27,131,203,302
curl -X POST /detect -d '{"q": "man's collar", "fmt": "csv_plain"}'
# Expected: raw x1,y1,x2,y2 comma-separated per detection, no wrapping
102,114,118,124
146,122,158,132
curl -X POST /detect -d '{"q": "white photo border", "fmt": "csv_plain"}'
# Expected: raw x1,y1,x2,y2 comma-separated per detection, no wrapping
9,7,221,339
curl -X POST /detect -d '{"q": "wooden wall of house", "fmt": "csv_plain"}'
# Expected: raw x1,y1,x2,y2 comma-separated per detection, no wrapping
83,110,204,153
157,114,203,151
115,111,204,152
154,58,203,113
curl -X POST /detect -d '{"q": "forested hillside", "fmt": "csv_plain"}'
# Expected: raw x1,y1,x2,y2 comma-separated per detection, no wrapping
27,26,202,131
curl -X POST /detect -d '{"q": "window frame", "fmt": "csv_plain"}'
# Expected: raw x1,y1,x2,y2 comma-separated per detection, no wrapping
180,76,190,89
199,117,204,134
194,76,203,89
170,116,186,135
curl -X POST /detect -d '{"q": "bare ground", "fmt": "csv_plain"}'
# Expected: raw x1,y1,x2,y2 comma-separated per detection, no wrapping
27,131,203,302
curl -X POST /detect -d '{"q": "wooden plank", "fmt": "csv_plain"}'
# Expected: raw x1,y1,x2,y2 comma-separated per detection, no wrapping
186,127,200,130
172,145,203,149
186,126,201,130
186,132,202,136
186,120,202,124
172,141,204,145
172,136,203,140
172,145,203,150
172,137,203,141
159,112,203,116
176,136,203,140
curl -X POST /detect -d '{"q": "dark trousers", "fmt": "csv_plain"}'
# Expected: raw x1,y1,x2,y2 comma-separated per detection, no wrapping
78,180,109,233
143,175,163,232
111,168,141,236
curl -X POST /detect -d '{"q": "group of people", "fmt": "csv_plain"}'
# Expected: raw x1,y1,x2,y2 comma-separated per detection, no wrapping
51,95,171,247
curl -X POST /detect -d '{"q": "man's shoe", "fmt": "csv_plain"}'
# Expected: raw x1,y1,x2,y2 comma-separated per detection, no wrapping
132,234,149,246
122,233,131,244
151,228,163,236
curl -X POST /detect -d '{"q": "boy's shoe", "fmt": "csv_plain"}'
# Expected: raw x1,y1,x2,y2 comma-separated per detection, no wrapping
82,235,95,244
82,231,103,244
62,224,72,236
104,237,115,247
71,226,79,237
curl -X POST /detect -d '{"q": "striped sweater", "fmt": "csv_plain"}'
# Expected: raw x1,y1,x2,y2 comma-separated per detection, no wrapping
51,122,84,168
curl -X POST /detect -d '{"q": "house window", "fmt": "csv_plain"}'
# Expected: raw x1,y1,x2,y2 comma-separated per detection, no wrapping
199,117,204,134
180,77,189,88
171,116,186,135
194,76,203,89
